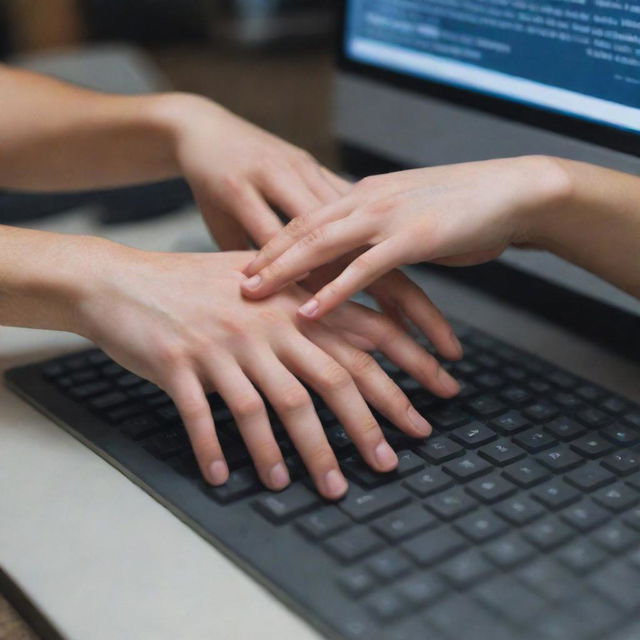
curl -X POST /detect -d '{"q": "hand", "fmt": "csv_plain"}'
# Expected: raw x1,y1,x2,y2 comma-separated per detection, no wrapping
77,248,459,500
240,156,569,318
165,95,350,250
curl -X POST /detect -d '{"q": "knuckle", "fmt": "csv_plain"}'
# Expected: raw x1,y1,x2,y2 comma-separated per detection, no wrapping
351,252,377,273
286,215,312,239
362,197,396,218
292,149,314,167
348,350,378,377
356,417,382,444
357,175,382,191
300,226,327,249
306,444,337,472
276,385,312,412
219,173,246,198
232,393,265,419
316,361,352,392
155,340,184,367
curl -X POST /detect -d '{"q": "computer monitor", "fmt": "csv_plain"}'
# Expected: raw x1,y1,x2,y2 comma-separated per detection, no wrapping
333,0,640,356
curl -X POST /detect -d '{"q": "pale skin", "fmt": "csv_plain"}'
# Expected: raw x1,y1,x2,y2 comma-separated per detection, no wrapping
0,66,462,500
242,155,640,314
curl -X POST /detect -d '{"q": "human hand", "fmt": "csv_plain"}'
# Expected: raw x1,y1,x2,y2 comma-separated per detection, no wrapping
77,248,459,500
162,94,349,250
241,156,568,318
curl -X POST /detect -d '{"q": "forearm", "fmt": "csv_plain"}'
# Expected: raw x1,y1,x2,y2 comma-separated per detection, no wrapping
525,158,640,299
0,65,192,191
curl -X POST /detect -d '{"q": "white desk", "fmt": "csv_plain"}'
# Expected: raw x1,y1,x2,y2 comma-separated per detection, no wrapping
2,208,639,640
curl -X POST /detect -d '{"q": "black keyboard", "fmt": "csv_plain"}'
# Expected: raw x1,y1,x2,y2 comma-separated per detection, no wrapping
6,321,640,640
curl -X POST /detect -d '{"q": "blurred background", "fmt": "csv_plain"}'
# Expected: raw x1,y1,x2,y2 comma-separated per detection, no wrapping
0,0,341,226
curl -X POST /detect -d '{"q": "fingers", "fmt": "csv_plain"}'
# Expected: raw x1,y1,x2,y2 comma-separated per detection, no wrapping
321,167,352,196
205,357,290,492
328,303,460,398
307,324,433,439
259,167,322,220
296,238,408,319
369,271,463,360
242,217,369,299
279,333,399,474
167,369,228,485
243,350,347,500
293,158,344,205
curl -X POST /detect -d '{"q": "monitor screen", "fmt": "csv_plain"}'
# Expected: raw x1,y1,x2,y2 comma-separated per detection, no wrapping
344,0,640,135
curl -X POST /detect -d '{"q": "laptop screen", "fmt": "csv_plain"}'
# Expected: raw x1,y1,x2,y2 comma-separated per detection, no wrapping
344,0,640,137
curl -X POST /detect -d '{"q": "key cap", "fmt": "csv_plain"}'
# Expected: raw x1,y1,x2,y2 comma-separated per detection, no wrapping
88,391,129,412
516,558,579,602
296,506,351,540
490,410,530,435
443,453,492,481
502,460,550,488
120,415,162,440
576,407,612,428
465,473,515,503
325,527,385,563
474,372,504,390
545,417,586,441
425,406,471,430
415,437,463,463
366,549,412,582
566,595,621,639
589,561,640,611
548,371,577,389
523,516,574,550
338,485,411,523
254,483,320,523
531,480,580,509
465,395,507,418
523,402,559,423
499,386,533,407
393,450,425,477
144,429,190,459
335,615,380,640
592,523,637,553
478,439,525,466
69,380,112,399
425,488,477,520
561,500,610,532
372,504,437,542
570,435,615,459
537,445,583,472
341,455,389,488
455,509,507,542
623,412,640,429
504,366,527,382
565,462,615,491
601,423,640,446
364,589,407,623
338,566,376,598
593,483,639,512
553,392,583,411
450,422,496,448
474,575,545,625
396,573,446,608
326,425,353,452
622,506,640,531
401,526,466,566
403,467,453,498
494,496,545,525
204,467,260,504
482,534,535,568
557,539,607,573
576,384,604,402
474,354,500,369
528,379,552,394
513,428,556,453
602,450,640,476
600,396,630,415
439,548,494,587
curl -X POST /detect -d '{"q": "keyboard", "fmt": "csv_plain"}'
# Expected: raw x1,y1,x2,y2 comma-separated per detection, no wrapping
6,320,640,640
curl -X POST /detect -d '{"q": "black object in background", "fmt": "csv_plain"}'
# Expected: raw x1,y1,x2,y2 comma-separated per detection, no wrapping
0,3,12,58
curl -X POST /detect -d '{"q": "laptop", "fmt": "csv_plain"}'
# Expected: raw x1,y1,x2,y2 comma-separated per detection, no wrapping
4,2,640,639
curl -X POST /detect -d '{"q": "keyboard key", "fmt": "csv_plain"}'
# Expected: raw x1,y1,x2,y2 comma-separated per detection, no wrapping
415,437,463,464
473,372,504,390
592,523,637,553
465,395,507,418
623,412,640,429
561,500,610,532
372,504,437,542
69,380,112,399
366,548,412,582
557,539,607,573
403,467,453,498
499,386,532,407
482,534,535,568
341,455,390,488
531,480,580,510
600,395,630,415
537,445,583,472
523,402,559,423
363,589,407,622
602,450,640,476
325,528,384,563
424,488,477,520
513,428,556,453
425,406,471,430
593,483,639,512
576,407,612,428
88,391,129,412
326,425,353,451
338,566,376,598
622,506,640,531
144,429,190,459
601,423,640,446
442,453,492,481
553,392,583,411
478,439,525,466
502,460,550,488
565,462,615,491
439,548,494,587
516,558,579,602
296,506,351,540
490,410,529,435
544,417,586,441
523,516,574,550
335,615,380,640
401,526,466,566
494,496,545,525
474,575,545,624
548,370,578,389
589,561,640,611
465,473,515,503
120,415,162,440
455,509,507,542
204,467,260,504
576,384,604,402
450,422,496,448
254,483,320,523
570,435,615,459
393,450,425,477
338,485,411,523
396,573,446,608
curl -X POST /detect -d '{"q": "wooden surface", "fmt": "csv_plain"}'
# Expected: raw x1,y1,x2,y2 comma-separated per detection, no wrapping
0,43,334,639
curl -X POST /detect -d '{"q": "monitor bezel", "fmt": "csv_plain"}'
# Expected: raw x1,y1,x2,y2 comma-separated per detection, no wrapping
337,0,640,158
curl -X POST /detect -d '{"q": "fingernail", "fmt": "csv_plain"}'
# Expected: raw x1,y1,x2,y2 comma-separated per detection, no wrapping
408,406,431,436
209,460,228,485
243,274,262,290
269,462,290,490
375,441,398,470
438,367,460,395
323,469,348,498
298,299,319,318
